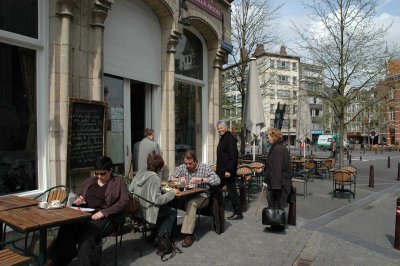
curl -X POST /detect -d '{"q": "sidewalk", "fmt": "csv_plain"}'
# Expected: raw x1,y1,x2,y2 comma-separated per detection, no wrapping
98,150,400,265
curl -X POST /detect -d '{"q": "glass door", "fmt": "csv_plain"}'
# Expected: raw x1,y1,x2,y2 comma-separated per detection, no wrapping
104,75,129,174
104,75,151,175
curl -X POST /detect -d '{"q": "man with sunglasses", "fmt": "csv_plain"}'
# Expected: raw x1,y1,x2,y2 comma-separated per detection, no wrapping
47,156,129,266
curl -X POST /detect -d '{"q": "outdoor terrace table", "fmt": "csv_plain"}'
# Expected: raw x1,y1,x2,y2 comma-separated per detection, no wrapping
0,204,91,265
174,187,206,199
291,159,306,175
236,165,254,212
0,195,38,242
0,195,38,211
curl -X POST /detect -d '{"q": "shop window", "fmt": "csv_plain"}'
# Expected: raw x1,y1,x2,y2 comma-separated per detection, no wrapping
0,43,37,195
0,0,45,195
0,0,38,38
175,81,202,165
175,29,203,79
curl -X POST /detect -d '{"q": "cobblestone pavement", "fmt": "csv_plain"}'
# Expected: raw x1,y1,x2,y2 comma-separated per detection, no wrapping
86,150,400,265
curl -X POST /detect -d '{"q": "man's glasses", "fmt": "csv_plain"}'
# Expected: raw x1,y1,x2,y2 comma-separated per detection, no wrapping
95,171,108,176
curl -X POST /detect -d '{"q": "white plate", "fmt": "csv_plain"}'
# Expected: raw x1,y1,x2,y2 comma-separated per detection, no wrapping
71,206,95,212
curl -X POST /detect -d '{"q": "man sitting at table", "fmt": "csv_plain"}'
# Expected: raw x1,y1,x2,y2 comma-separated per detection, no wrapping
47,156,129,266
168,150,220,248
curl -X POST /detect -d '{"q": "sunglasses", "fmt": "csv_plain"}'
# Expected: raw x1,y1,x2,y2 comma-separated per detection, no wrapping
95,171,108,176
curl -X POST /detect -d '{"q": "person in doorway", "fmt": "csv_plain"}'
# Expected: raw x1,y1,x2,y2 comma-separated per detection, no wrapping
169,150,220,248
129,153,179,246
216,120,243,220
47,156,129,266
133,128,161,171
264,128,292,212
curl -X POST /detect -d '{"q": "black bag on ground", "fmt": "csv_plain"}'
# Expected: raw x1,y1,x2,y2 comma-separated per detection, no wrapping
156,233,182,261
262,207,286,226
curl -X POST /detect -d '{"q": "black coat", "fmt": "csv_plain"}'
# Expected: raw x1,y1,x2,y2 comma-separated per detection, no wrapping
265,139,292,208
216,131,238,178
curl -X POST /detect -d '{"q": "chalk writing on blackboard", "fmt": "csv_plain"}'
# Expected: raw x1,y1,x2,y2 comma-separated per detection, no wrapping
68,98,107,171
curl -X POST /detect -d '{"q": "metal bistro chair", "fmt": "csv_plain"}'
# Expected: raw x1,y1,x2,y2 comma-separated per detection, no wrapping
316,158,335,179
249,161,265,189
101,195,143,266
332,166,357,200
236,165,254,210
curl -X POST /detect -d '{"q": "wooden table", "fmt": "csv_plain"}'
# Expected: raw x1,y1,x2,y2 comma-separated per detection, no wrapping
174,187,205,199
0,205,91,265
0,195,38,211
0,195,39,242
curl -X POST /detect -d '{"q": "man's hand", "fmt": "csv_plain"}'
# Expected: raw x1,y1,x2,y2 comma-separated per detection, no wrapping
92,211,105,220
224,171,231,177
189,177,202,183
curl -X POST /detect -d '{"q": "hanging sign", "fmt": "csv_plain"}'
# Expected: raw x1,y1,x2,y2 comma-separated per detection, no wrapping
190,0,223,20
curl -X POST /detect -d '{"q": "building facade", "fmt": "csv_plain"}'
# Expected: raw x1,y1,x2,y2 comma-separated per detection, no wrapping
384,59,400,145
254,46,300,145
299,63,324,143
0,0,233,196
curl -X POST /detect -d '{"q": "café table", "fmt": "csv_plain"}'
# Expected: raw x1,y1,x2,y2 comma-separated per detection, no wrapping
0,195,39,242
174,187,206,199
236,165,254,212
0,204,91,265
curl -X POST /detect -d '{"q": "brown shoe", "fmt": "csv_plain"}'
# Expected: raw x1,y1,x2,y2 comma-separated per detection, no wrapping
182,234,194,248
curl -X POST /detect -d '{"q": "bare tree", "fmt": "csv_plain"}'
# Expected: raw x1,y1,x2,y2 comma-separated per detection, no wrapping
293,0,397,166
223,0,283,154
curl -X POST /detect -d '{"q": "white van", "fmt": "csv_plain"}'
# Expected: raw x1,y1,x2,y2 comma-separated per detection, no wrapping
317,135,348,150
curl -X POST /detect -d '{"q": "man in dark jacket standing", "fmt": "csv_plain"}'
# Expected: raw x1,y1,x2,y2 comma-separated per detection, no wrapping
216,120,243,220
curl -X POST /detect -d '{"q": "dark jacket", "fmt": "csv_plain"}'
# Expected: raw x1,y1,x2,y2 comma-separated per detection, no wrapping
78,174,129,217
216,131,238,178
265,139,292,208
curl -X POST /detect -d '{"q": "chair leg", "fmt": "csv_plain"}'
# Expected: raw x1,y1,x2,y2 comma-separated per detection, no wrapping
114,233,118,266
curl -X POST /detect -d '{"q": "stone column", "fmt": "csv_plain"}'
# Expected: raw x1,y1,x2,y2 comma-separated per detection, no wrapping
160,31,180,172
207,46,227,164
49,0,76,186
89,1,111,101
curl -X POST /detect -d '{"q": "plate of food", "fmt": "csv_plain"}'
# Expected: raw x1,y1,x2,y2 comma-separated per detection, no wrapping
161,183,173,193
186,184,194,190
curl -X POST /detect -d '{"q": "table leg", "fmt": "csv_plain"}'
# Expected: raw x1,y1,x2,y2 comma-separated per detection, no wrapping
239,176,247,212
39,228,47,265
0,222,3,243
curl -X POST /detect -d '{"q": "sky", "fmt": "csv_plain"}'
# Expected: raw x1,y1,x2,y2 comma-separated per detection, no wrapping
273,0,400,56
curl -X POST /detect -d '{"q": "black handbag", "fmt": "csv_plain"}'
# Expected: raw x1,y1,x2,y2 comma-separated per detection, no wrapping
262,207,286,226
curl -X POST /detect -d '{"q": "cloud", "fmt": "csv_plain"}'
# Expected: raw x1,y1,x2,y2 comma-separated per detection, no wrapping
375,12,400,50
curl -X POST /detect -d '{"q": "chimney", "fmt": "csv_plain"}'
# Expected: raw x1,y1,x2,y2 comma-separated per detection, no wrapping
280,46,287,55
253,44,265,57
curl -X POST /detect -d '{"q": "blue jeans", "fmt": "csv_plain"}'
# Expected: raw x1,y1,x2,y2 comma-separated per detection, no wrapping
157,207,177,235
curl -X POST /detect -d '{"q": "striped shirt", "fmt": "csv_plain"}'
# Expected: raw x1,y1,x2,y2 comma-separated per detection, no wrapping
168,162,220,188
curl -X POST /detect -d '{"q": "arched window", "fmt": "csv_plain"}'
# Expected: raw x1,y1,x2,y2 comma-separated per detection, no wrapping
174,29,207,165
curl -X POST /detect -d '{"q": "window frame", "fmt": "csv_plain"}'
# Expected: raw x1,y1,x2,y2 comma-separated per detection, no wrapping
0,0,49,195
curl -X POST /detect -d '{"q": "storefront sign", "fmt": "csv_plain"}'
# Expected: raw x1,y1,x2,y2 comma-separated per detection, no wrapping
311,130,324,134
190,0,222,20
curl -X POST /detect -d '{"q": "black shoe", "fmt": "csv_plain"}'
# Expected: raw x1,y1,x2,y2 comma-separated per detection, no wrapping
227,214,243,220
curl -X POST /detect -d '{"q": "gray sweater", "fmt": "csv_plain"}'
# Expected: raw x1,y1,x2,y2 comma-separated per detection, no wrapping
128,170,175,224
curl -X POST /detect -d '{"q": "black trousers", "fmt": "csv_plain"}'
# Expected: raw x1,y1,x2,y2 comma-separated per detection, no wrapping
48,218,109,266
220,177,242,215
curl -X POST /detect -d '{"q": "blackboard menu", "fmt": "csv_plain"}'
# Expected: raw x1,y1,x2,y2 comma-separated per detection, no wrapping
68,98,107,171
